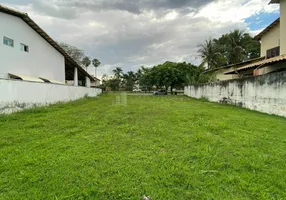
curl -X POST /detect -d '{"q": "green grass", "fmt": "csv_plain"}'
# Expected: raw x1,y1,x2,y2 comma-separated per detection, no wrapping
1,94,286,199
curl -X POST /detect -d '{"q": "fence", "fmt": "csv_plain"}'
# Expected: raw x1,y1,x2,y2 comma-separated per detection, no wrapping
0,79,102,114
184,71,286,117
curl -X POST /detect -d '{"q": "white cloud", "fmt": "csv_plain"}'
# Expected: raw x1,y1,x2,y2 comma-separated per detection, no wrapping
196,0,279,23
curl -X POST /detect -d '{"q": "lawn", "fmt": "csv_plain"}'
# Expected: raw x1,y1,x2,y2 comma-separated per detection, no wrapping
0,94,286,199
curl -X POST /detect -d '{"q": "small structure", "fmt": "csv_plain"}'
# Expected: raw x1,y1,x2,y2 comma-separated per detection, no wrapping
203,57,265,81
225,0,286,76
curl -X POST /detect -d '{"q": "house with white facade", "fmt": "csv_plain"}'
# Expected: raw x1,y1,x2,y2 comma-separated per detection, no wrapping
0,5,101,113
225,0,286,77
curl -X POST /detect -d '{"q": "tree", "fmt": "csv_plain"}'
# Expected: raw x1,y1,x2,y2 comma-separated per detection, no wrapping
176,62,203,85
122,71,137,91
227,29,247,64
92,59,101,78
113,67,123,80
197,39,224,69
58,42,84,64
138,66,153,91
214,29,260,65
137,62,212,92
82,56,91,71
108,79,121,92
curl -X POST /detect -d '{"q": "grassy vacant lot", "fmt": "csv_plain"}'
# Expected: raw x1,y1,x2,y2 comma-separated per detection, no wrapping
1,94,286,199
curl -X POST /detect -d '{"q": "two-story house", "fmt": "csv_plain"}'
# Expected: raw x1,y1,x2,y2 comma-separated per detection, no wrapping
224,0,286,77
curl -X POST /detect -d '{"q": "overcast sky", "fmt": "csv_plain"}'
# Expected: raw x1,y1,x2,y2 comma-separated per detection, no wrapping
1,0,280,77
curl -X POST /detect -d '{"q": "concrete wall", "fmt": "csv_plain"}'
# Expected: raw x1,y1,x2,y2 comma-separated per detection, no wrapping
280,0,286,55
0,79,102,114
0,12,65,82
184,71,286,117
260,24,280,57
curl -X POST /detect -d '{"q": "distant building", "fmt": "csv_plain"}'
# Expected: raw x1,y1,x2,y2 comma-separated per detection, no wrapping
203,57,265,81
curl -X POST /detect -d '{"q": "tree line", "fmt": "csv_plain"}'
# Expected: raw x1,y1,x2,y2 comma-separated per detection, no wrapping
101,62,210,92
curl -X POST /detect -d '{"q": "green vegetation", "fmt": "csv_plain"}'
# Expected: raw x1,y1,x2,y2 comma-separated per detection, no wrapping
58,42,101,74
101,62,209,92
1,94,286,199
198,29,260,69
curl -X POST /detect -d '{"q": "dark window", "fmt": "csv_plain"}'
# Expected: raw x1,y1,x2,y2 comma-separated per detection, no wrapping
20,43,29,52
266,46,280,58
3,36,14,47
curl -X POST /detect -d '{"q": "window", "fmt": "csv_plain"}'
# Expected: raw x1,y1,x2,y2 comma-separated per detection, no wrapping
266,46,280,59
3,36,14,47
20,43,29,52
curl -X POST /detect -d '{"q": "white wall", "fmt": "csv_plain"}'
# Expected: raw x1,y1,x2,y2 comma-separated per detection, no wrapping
280,0,286,55
184,71,286,117
0,12,65,82
260,24,280,57
0,79,102,114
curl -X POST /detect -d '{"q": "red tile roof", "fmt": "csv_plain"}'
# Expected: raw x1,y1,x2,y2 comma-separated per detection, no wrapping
225,54,286,74
269,0,280,3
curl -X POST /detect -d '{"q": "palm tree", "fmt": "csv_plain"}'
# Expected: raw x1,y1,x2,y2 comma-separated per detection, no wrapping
197,38,222,69
122,71,137,91
82,56,91,71
92,59,101,77
227,29,247,64
113,67,123,80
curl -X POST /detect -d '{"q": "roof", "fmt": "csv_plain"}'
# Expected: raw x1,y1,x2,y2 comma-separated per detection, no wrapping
0,5,99,82
225,54,286,74
269,0,280,3
203,56,265,74
9,73,45,83
254,18,280,40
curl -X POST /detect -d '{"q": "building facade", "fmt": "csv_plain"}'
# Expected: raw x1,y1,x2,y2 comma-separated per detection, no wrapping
0,5,99,86
279,0,286,54
0,11,65,82
0,5,102,113
224,0,286,77
258,19,280,58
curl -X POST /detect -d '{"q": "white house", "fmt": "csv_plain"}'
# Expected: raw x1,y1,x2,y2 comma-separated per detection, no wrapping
0,5,101,113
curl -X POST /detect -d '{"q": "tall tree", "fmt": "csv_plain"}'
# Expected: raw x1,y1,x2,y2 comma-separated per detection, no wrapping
227,29,247,64
92,59,101,78
58,42,84,64
197,39,224,69
138,66,153,91
82,56,91,71
214,29,260,65
113,67,123,80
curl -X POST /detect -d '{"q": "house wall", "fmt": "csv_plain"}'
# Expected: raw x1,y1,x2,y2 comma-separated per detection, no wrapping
184,71,286,117
280,0,286,55
214,68,239,81
0,12,65,82
260,24,280,57
0,79,102,114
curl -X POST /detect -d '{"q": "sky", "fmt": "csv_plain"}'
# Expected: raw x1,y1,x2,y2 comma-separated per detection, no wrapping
1,0,280,77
